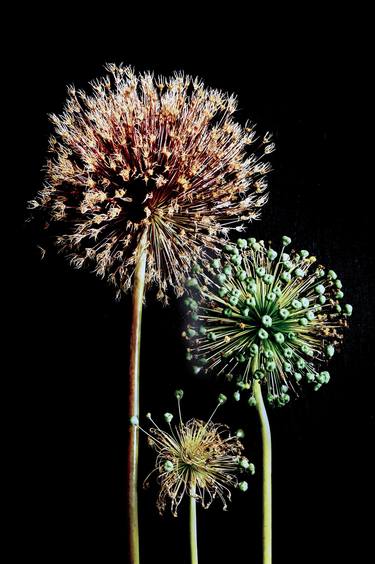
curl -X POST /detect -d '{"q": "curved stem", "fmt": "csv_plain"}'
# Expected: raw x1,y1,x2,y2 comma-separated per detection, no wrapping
254,380,272,564
127,232,147,564
189,484,199,564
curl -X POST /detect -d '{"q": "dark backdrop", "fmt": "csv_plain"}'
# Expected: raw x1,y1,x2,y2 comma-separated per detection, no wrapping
10,23,373,564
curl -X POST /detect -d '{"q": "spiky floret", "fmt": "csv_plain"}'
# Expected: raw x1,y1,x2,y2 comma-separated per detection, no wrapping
183,236,352,407
136,391,254,516
28,63,273,302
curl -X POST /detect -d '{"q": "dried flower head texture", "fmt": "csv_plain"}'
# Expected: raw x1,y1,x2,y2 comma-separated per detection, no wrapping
28,64,274,302
183,236,352,407
137,391,254,516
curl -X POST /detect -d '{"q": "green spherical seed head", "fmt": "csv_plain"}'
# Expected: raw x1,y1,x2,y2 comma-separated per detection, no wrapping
295,268,305,278
297,358,306,369
223,264,232,276
164,412,173,423
175,389,184,399
280,308,290,319
274,287,282,297
248,395,257,407
299,249,309,259
254,369,265,380
315,284,325,295
292,299,302,310
319,295,326,305
187,328,197,337
250,343,259,355
240,457,250,469
267,292,276,302
263,274,274,285
268,248,278,260
262,315,273,328
212,258,222,269
336,290,344,300
218,287,228,297
326,344,335,358
217,273,227,284
301,297,310,308
229,295,239,306
237,238,248,249
344,304,353,316
237,270,247,281
299,317,309,326
256,266,266,278
130,415,139,426
284,347,293,359
239,481,249,492
236,353,246,363
231,254,242,266
274,332,285,344
284,363,292,373
281,271,291,283
186,277,199,288
335,279,343,289
246,296,256,307
320,371,330,384
264,350,274,359
282,235,292,246
266,361,276,372
294,372,302,382
164,460,174,472
327,269,338,280
258,328,269,340
236,428,245,438
233,390,241,401
306,311,315,321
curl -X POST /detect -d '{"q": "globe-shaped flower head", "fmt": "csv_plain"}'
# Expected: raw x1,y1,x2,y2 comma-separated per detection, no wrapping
183,236,352,406
28,64,273,302
137,390,254,516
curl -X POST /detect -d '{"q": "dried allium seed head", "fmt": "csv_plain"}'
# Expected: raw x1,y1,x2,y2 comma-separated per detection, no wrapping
138,392,254,516
183,236,352,407
28,64,273,302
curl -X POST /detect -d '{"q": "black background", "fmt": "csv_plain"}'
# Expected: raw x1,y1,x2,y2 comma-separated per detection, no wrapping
10,18,374,564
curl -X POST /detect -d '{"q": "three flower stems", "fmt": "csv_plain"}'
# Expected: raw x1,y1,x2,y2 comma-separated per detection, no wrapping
127,232,147,564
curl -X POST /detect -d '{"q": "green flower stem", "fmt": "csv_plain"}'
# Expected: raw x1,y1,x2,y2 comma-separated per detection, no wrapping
254,379,272,564
189,484,199,564
127,231,147,564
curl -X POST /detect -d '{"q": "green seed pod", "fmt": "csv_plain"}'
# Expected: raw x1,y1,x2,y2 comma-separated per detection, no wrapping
301,297,310,308
256,266,266,277
250,344,259,355
218,393,227,404
284,347,293,359
199,326,207,335
164,460,174,472
164,412,174,424
130,415,139,426
335,279,343,289
186,277,199,288
224,244,236,254
268,248,278,260
236,353,246,363
315,284,325,295
254,369,265,380
266,361,276,372
327,270,337,280
224,307,233,317
248,395,257,407
344,304,353,316
229,295,239,306
237,238,248,249
186,351,193,361
294,372,302,382
240,457,250,469
284,362,292,373
314,383,322,391
242,307,250,317
319,295,326,305
281,271,291,283
274,287,282,297
238,481,249,492
231,254,242,266
306,311,315,321
258,328,269,340
280,308,290,319
247,280,257,293
236,270,247,281
292,299,302,309
187,328,197,337
175,389,184,400
274,332,285,344
299,250,309,259
282,235,291,246
236,428,245,438
325,344,335,358
264,350,274,359
233,390,241,401
306,372,315,382
295,267,305,278
336,290,344,300
219,287,228,298
192,366,201,375
262,315,273,328
217,273,227,285
246,295,256,306
297,358,306,370
267,291,276,302
299,317,309,327
264,274,274,284
248,463,256,475
223,264,232,276
208,332,217,341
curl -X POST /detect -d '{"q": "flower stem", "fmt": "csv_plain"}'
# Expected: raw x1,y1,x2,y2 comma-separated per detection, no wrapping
254,380,272,564
127,231,147,564
189,484,199,564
